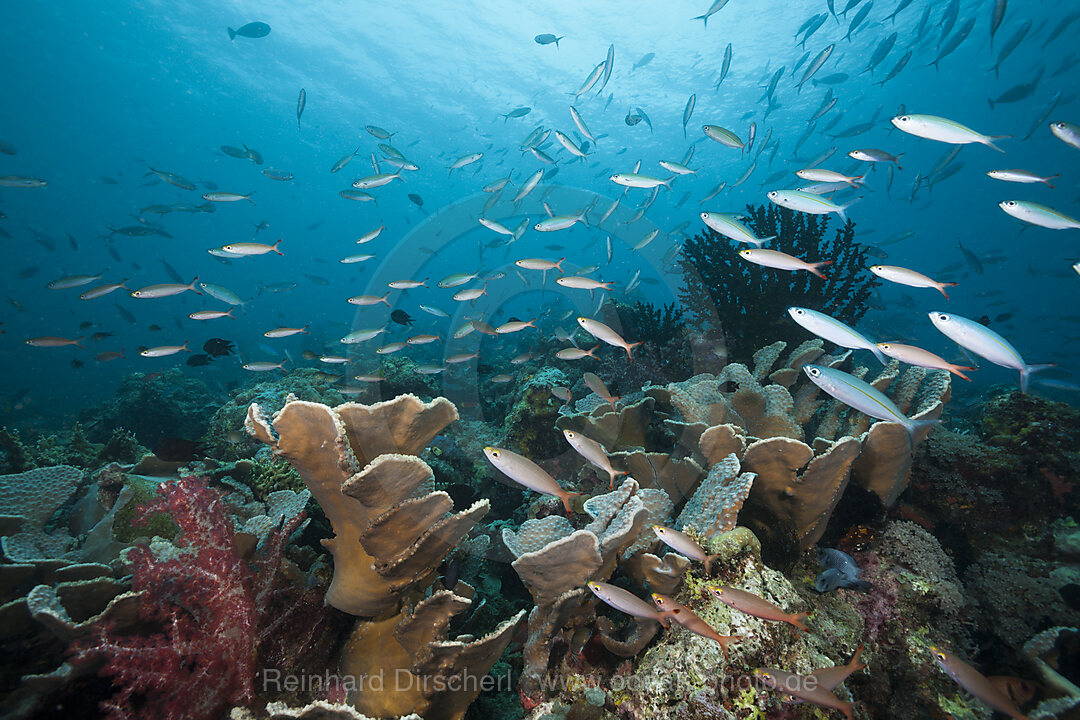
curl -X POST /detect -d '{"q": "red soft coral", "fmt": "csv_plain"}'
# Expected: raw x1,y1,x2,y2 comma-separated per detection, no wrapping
71,477,305,720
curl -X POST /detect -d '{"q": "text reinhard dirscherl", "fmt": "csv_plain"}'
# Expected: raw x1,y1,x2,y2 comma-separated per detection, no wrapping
258,668,808,696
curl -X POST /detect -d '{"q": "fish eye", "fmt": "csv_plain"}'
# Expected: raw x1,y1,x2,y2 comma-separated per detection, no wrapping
939,314,950,322
899,115,909,122
1006,201,1016,206
880,344,890,350
808,368,820,377
934,651,946,661
794,308,804,315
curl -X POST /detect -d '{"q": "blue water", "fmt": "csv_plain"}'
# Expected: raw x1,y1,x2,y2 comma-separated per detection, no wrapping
1,0,1078,427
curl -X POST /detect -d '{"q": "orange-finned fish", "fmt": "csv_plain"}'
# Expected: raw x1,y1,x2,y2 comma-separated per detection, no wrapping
706,585,810,632
651,593,741,660
563,429,626,489
930,646,1031,720
576,317,641,361
808,644,866,690
587,581,672,627
754,667,854,720
582,372,619,409
483,446,580,515
652,526,720,574
876,342,975,381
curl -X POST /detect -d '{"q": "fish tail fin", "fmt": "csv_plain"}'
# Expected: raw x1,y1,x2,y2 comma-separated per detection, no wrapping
985,134,1011,152
837,196,862,223
704,554,720,576
756,234,777,247
560,492,582,516
1021,363,1056,393
75,338,86,349
586,344,599,358
809,260,833,278
950,364,975,382
905,417,940,446
849,643,867,672
554,257,566,273
789,612,811,633
851,175,866,187
189,276,201,294
1046,174,1060,188
272,238,284,255
692,13,708,26
625,341,643,362
937,282,958,299
894,154,904,170
227,27,236,40
871,344,888,366
987,98,995,110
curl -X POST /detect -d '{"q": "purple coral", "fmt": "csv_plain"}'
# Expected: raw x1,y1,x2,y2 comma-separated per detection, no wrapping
851,551,900,642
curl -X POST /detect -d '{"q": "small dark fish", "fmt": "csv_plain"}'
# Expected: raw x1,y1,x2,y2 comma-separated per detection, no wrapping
113,303,136,323
307,220,324,231
625,110,642,126
90,332,113,342
977,315,991,326
187,354,213,366
160,259,185,284
100,176,118,184
534,33,564,47
79,321,95,331
202,180,219,190
221,145,247,158
152,437,204,462
301,350,319,360
408,193,424,208
67,234,78,250
18,267,38,280
304,274,331,286
814,548,871,593
632,52,655,71
440,557,460,591
995,312,1014,322
502,106,531,121
815,568,871,592
865,246,888,259
203,338,235,357
70,359,85,369
297,88,306,131
957,239,983,275
148,324,163,332
391,309,414,326
227,22,270,40
545,244,564,251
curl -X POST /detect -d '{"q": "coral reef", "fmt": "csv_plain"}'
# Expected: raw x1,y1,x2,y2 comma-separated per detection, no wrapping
501,367,570,459
204,368,349,459
248,393,524,719
678,204,878,361
79,370,219,448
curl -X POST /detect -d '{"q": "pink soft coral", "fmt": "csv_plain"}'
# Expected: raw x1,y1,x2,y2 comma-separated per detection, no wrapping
851,551,900,642
71,477,304,720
